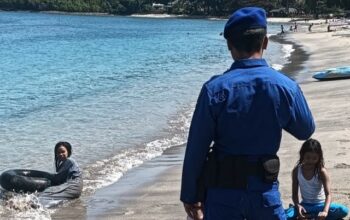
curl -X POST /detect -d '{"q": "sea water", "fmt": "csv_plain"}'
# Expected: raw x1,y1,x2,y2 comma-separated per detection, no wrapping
0,11,293,218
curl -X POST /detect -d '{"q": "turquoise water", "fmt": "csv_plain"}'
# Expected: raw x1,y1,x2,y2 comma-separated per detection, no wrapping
0,11,291,218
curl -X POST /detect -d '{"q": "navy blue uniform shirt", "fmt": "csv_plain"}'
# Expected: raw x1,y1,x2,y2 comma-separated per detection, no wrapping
180,59,315,203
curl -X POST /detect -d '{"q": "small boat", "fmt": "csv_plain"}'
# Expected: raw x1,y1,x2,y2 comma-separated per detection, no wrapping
313,66,350,81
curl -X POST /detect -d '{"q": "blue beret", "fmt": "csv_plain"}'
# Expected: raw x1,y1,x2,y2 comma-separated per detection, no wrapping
224,7,267,40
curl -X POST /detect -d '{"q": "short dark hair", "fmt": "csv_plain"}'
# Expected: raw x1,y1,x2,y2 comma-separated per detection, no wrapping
228,28,266,53
54,141,72,171
54,141,72,157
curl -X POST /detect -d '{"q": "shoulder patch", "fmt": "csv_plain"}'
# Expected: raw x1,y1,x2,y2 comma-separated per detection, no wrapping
213,90,227,103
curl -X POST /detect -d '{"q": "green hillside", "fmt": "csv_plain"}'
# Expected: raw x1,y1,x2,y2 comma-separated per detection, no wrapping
0,0,349,17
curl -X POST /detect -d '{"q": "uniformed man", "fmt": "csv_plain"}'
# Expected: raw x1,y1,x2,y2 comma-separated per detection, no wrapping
180,7,315,220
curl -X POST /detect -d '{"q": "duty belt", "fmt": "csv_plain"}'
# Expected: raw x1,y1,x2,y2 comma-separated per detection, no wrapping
197,150,280,193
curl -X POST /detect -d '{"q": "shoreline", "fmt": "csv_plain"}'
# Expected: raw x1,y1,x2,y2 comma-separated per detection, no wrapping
0,10,220,19
0,10,314,22
1,12,349,219
51,144,186,219
78,29,314,220
269,34,310,81
88,27,350,219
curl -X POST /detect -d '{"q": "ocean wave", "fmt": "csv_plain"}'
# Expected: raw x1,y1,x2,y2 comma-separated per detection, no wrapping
130,14,181,18
282,44,295,59
81,106,192,192
272,64,284,71
0,191,52,220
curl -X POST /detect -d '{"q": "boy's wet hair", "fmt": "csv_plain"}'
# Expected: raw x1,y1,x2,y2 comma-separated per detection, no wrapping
297,138,325,175
229,28,266,53
54,141,72,157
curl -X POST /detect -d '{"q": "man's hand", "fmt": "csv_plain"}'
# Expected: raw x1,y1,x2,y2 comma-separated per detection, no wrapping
184,202,204,220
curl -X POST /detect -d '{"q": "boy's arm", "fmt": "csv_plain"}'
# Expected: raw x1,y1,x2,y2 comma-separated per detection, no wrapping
320,168,332,215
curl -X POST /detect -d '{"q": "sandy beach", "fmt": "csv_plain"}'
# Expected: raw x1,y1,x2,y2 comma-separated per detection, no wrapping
81,22,350,220
280,27,350,209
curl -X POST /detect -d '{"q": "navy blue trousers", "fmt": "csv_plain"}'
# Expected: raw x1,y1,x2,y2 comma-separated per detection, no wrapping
204,178,286,220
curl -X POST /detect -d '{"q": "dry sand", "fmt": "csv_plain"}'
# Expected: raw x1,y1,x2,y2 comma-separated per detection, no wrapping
85,25,350,220
280,29,350,209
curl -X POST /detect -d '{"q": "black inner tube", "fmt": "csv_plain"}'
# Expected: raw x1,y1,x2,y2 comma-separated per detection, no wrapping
0,169,53,193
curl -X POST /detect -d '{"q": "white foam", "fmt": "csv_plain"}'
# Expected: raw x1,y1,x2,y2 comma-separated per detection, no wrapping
130,14,181,18
282,44,294,59
272,64,284,71
0,192,52,220
267,17,293,23
82,106,193,191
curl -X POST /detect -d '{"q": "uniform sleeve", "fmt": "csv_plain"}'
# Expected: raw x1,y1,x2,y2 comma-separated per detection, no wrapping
180,85,215,203
284,85,315,140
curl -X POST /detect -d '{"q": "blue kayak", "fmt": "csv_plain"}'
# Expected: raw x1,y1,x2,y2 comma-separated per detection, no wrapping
313,66,350,81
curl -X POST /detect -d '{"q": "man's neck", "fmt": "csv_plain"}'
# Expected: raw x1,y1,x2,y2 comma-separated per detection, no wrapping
233,51,263,60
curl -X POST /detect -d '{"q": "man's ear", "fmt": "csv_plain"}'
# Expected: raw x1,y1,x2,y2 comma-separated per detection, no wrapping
227,40,233,51
262,36,268,50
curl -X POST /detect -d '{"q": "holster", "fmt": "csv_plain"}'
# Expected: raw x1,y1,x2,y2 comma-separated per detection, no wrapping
196,147,216,201
261,155,280,183
196,150,280,200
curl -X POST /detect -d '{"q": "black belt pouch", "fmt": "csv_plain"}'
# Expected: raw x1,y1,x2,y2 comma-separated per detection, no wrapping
261,155,280,183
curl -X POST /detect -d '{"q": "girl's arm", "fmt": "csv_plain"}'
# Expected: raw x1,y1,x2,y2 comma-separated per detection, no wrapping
319,168,332,217
292,166,306,218
292,167,300,205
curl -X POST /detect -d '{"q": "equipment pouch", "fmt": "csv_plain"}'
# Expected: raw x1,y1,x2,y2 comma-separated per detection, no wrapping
196,147,217,201
204,148,218,187
261,156,280,183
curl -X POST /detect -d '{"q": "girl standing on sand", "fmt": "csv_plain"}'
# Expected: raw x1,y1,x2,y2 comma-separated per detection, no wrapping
285,138,348,220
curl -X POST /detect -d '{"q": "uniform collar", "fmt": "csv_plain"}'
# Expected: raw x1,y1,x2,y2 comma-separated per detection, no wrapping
229,59,268,71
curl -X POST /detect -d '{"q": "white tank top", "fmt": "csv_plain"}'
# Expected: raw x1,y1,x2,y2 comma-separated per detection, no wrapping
297,165,325,203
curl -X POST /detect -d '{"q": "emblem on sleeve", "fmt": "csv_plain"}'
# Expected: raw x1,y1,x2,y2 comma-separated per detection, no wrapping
214,90,227,103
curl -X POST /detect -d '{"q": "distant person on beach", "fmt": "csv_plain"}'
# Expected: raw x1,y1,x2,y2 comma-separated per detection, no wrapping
40,142,83,200
285,139,348,220
180,7,315,220
281,24,285,34
309,23,314,32
327,24,334,32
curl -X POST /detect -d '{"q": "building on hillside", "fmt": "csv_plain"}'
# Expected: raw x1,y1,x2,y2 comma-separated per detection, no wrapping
152,3,165,11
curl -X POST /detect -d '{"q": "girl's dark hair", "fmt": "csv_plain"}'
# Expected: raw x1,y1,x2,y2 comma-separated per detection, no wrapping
297,138,325,176
54,141,72,171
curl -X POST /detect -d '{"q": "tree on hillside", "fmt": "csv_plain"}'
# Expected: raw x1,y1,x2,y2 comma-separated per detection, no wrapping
0,0,349,16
